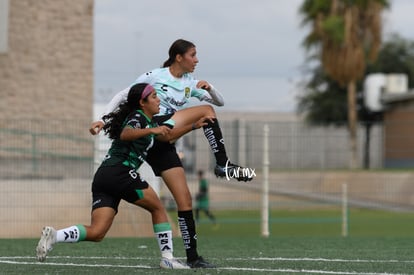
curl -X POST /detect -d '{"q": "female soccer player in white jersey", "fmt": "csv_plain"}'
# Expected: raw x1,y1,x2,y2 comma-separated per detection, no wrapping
36,83,210,269
90,39,253,268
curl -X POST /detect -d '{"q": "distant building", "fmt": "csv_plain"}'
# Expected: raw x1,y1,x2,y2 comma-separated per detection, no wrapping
364,73,414,168
0,0,94,167
0,0,94,121
382,91,414,168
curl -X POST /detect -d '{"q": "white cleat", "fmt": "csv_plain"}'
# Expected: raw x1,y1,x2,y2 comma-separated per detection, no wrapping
36,226,57,262
159,257,190,269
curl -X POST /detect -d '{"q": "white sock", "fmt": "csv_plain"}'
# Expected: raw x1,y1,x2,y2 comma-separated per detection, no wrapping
154,223,173,259
56,225,84,243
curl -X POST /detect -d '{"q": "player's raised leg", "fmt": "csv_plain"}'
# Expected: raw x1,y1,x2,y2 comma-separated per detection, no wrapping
171,105,253,182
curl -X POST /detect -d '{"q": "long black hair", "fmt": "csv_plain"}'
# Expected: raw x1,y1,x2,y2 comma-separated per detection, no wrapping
102,83,150,140
162,39,196,68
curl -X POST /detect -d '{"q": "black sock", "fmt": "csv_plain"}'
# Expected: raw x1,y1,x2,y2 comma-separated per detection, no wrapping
177,210,199,261
202,118,228,166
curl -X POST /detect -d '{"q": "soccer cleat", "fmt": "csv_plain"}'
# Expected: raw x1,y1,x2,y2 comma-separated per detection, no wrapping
187,256,216,268
159,257,190,269
214,161,253,182
36,226,57,262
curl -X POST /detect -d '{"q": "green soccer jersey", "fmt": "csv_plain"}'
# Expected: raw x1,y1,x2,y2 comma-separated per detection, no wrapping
196,178,209,209
100,110,157,170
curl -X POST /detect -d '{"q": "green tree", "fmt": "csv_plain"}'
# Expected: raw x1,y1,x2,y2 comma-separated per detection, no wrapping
299,0,389,168
367,33,414,87
297,65,348,125
298,34,414,169
298,34,414,123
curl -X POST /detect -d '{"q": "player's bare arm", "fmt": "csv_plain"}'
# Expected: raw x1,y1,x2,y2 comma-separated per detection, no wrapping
120,126,171,141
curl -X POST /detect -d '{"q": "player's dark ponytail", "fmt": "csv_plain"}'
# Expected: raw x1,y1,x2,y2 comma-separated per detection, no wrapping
102,83,149,139
162,39,196,68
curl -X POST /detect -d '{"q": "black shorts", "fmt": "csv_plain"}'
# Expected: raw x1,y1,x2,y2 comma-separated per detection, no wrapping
146,114,183,176
146,140,183,176
91,165,149,213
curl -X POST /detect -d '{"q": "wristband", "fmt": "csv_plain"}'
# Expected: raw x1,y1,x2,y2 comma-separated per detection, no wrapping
192,123,196,130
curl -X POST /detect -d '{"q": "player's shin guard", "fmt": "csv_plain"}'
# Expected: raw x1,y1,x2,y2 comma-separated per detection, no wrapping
177,210,199,261
202,118,228,166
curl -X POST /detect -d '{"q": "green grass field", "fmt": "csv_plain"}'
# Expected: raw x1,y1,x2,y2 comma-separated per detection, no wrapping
1,209,414,274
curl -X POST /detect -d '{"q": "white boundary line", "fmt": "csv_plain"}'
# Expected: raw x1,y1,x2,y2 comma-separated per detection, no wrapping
227,257,414,264
0,259,152,269
0,256,412,274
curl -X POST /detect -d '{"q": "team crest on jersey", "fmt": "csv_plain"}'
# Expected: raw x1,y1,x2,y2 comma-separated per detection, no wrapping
184,87,191,98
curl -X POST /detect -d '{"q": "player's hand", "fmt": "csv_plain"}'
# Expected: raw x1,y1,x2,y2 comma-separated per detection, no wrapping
193,116,215,129
196,80,211,91
153,125,171,136
89,121,104,135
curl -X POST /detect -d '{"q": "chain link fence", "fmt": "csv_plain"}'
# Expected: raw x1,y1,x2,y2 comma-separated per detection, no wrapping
1,118,413,238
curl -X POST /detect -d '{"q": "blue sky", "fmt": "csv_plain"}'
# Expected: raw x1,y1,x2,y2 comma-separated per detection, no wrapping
93,0,414,112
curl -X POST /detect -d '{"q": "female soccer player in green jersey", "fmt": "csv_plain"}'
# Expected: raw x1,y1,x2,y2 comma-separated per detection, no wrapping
37,83,205,269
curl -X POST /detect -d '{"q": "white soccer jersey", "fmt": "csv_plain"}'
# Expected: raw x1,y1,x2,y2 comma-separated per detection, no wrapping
134,67,214,115
102,67,224,118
